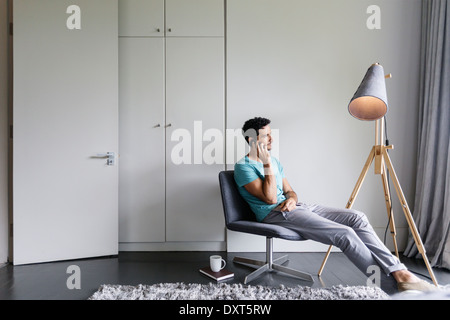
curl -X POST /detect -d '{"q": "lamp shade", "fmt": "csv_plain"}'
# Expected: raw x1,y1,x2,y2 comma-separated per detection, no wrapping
348,63,388,121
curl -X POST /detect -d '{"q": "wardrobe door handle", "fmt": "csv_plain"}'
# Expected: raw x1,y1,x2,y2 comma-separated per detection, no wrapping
153,124,161,128
165,123,172,128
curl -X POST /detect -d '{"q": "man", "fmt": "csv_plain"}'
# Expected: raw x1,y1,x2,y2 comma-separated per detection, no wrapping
234,117,436,292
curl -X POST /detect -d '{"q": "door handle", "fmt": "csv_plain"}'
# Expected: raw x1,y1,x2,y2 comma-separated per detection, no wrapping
165,123,172,128
94,152,116,166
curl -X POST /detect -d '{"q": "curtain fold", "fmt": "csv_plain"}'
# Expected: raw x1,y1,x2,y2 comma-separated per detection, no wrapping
404,0,450,269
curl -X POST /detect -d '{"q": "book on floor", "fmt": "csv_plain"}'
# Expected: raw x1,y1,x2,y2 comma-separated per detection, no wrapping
199,266,234,281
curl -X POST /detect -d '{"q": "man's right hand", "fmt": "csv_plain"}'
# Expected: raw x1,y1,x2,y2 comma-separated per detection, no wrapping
257,143,271,165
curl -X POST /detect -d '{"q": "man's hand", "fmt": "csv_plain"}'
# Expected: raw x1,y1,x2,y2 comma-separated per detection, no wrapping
279,197,296,212
257,143,271,165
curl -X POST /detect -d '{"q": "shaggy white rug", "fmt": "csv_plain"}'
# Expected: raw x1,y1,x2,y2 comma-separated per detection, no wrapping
88,282,390,300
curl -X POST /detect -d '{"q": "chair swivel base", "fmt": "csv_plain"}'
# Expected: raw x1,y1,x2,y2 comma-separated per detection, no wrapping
232,237,315,284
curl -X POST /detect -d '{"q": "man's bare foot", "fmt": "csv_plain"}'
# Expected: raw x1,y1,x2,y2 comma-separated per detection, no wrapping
391,270,420,283
392,270,439,292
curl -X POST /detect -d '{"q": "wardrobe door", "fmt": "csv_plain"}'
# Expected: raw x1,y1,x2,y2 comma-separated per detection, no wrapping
119,38,166,242
165,0,224,37
119,0,164,37
165,37,225,241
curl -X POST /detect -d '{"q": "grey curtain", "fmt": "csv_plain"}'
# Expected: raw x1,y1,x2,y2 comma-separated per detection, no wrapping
404,0,450,269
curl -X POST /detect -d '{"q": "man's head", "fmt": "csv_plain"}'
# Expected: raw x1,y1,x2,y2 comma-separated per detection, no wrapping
242,117,273,150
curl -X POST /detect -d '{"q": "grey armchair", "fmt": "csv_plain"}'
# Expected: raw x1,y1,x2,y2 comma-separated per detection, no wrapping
219,170,314,284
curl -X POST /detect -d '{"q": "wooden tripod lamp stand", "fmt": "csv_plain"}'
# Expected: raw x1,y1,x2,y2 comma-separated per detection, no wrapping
317,63,438,286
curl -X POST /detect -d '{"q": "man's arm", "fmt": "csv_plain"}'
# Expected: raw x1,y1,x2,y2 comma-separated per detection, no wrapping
243,162,278,204
243,143,278,204
278,178,298,212
282,178,298,202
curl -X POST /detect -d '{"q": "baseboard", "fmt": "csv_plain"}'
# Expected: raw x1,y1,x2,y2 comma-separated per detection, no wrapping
118,227,409,253
119,241,226,252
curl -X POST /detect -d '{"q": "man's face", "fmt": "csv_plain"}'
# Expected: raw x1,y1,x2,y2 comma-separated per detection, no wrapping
257,125,273,151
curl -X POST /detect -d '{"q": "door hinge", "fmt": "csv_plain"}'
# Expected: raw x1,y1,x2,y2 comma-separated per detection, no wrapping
9,125,13,139
9,23,13,36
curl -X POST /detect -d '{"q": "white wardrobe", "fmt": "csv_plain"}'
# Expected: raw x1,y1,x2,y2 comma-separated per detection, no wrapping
118,0,225,247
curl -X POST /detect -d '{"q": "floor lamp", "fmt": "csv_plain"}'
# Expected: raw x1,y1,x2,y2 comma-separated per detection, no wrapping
317,63,439,286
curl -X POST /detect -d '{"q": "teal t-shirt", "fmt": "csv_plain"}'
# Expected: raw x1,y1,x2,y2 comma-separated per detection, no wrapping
234,156,286,222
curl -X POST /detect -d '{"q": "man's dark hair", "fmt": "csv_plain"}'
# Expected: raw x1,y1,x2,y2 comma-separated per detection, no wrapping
242,117,271,144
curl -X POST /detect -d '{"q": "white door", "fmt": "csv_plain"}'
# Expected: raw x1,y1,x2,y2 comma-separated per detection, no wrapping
13,0,119,265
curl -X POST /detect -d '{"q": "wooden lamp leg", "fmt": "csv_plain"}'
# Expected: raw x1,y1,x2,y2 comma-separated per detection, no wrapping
380,169,400,258
382,148,439,286
318,129,438,286
317,245,332,276
318,147,375,276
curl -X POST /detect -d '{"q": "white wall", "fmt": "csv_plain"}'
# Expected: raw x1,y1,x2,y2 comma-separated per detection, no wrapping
0,0,423,258
226,0,422,252
0,0,9,263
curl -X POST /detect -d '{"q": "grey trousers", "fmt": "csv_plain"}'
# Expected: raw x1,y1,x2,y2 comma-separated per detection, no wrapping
263,203,406,277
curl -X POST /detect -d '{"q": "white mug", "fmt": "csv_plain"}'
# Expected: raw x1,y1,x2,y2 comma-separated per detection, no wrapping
210,255,226,272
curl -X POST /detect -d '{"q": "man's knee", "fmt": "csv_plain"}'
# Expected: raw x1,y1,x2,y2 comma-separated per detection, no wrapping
333,226,359,250
348,209,370,229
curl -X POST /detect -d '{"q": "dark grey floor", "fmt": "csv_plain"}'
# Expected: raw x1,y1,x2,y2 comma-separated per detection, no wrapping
0,251,449,300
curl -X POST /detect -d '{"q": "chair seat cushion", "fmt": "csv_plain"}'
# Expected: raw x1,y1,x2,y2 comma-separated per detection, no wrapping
227,220,304,241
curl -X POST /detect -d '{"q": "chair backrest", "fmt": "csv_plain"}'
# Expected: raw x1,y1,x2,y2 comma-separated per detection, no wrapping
218,170,256,226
